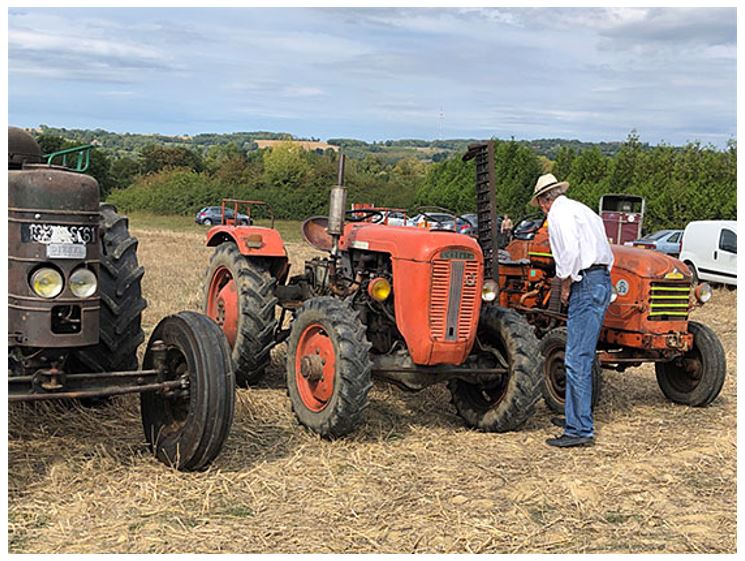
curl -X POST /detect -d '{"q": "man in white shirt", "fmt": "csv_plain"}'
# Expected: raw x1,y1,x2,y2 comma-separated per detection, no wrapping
530,173,613,448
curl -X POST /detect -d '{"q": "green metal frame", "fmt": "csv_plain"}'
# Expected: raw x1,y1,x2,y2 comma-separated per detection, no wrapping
45,145,93,173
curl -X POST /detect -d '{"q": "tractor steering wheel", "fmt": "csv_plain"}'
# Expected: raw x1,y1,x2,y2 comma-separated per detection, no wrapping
412,205,469,231
345,208,386,223
512,212,546,240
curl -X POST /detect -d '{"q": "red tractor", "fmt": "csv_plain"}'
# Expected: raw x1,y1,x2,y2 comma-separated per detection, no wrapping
203,157,543,437
463,142,726,413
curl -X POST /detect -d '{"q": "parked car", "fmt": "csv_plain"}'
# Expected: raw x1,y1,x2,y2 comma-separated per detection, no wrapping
679,220,737,286
409,212,456,230
195,206,251,226
455,213,478,236
628,229,683,256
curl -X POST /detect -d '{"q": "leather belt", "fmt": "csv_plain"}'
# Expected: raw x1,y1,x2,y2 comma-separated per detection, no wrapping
581,264,608,274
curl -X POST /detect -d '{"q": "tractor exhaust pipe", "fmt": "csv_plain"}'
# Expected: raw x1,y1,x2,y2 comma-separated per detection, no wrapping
328,153,347,255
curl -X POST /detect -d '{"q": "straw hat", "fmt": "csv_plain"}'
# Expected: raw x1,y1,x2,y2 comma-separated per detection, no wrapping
529,173,569,207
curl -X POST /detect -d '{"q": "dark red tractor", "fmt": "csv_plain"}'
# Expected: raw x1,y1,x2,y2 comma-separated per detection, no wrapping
8,127,235,470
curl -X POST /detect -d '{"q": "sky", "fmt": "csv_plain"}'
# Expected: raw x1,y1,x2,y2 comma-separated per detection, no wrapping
7,7,737,146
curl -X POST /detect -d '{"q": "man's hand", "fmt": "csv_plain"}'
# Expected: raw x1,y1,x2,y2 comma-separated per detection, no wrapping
560,278,572,306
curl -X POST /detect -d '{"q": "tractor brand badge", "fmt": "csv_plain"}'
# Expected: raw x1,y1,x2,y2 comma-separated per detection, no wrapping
615,279,630,296
664,269,684,280
440,249,474,260
464,272,477,287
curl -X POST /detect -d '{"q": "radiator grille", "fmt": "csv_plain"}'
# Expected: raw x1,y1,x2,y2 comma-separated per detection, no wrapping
648,282,691,321
430,258,480,341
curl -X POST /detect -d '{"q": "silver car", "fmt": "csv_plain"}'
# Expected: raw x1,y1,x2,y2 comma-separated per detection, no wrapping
629,229,683,256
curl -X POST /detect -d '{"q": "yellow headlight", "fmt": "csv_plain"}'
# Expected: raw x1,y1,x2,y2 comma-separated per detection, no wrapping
70,268,98,298
30,267,64,298
368,277,392,302
482,279,498,302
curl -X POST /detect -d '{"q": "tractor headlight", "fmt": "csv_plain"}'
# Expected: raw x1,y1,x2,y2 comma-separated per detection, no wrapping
610,285,618,303
367,277,392,302
482,279,498,302
695,282,713,304
30,267,64,298
70,268,98,298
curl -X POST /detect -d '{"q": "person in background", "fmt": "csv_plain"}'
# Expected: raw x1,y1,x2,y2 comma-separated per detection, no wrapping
500,214,513,237
530,173,613,448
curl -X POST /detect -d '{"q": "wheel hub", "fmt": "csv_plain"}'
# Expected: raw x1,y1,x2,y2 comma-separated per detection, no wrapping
300,354,325,382
294,323,336,412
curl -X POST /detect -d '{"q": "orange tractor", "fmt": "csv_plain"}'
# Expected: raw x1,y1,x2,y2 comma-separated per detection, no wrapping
463,142,726,413
203,156,543,437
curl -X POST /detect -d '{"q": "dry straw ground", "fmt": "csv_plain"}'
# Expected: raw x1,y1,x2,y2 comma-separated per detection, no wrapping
8,223,737,553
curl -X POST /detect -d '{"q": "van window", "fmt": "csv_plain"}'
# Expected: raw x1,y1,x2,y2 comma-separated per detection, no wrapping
719,229,737,254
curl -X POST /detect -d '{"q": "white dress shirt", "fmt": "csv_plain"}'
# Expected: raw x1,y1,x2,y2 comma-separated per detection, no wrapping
547,195,614,282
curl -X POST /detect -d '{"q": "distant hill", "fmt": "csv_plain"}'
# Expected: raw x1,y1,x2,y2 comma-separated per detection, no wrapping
30,124,635,162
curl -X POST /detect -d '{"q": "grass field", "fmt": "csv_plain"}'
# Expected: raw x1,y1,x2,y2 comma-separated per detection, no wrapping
8,216,737,553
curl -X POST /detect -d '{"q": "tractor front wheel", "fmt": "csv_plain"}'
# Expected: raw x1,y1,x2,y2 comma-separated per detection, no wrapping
203,242,277,386
449,306,542,432
538,327,602,414
286,297,372,438
655,321,726,407
140,311,235,471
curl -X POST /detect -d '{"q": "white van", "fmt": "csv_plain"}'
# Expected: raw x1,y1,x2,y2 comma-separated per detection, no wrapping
679,220,737,286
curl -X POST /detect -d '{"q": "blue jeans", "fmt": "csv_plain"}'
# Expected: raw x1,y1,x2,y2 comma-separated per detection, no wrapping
564,268,611,438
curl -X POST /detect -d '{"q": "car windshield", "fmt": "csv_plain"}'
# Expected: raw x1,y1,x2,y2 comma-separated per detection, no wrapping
425,214,454,222
642,230,671,241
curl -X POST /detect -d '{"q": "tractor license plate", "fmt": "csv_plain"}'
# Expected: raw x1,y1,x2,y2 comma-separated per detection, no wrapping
46,243,86,259
22,223,97,245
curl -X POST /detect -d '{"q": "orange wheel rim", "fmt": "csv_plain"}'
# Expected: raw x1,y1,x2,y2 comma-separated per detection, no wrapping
295,323,336,412
206,266,239,347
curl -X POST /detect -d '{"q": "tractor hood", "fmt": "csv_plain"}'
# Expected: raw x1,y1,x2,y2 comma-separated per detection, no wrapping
340,222,483,262
612,244,691,280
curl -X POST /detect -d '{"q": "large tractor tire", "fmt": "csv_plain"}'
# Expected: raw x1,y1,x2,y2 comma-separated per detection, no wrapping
449,306,542,432
538,327,602,414
286,297,373,438
72,204,146,373
655,321,726,407
140,311,235,471
203,242,277,387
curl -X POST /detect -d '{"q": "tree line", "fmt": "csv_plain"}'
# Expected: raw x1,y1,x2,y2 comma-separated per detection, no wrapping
33,129,736,232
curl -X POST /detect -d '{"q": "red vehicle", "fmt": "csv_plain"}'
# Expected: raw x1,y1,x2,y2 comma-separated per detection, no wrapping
463,142,726,413
203,157,543,438
599,194,645,245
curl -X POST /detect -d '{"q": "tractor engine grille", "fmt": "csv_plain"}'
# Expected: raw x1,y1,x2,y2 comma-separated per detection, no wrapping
648,282,691,321
430,259,480,341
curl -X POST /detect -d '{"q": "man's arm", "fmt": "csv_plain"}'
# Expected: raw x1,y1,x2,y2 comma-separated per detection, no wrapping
547,206,581,282
560,277,571,305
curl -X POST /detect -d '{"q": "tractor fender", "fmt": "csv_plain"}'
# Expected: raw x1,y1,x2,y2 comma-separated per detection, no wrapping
206,225,289,282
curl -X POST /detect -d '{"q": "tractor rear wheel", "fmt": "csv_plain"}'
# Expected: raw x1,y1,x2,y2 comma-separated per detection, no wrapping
449,306,542,432
140,311,235,471
538,327,602,414
203,242,277,387
286,297,373,438
655,321,726,407
71,203,146,375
